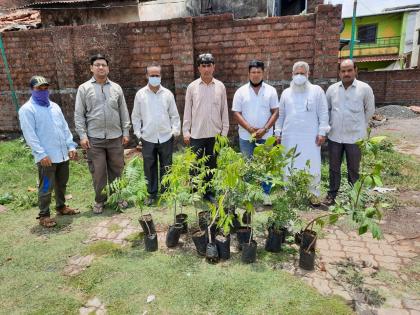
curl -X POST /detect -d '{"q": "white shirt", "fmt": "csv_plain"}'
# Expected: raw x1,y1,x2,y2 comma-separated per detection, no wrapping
326,79,375,144
232,82,279,140
132,85,181,143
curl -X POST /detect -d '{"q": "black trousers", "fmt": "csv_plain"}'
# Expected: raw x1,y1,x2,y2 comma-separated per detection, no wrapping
142,137,173,197
190,137,217,196
328,140,361,198
37,160,69,218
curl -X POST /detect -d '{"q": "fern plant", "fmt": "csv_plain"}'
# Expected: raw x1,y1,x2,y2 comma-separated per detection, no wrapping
104,156,148,212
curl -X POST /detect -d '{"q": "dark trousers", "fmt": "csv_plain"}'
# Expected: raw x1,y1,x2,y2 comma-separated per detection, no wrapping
37,160,69,218
328,140,361,198
190,137,217,196
141,137,173,197
86,137,125,203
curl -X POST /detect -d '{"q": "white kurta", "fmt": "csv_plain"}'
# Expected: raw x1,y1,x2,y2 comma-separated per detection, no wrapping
275,82,330,196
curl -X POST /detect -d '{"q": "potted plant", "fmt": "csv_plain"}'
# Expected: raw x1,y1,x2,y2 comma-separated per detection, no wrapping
298,134,386,270
160,148,208,249
104,156,156,251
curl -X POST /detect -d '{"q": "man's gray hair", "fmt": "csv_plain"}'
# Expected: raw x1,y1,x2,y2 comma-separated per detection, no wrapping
292,61,310,73
146,62,161,73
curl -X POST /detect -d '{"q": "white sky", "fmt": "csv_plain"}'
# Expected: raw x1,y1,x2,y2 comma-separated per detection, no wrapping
325,0,420,17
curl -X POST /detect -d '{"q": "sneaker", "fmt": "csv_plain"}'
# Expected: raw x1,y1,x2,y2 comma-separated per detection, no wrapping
263,194,272,206
323,195,336,206
93,202,104,214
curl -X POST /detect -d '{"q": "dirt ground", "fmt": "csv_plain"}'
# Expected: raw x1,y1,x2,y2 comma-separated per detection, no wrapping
372,117,420,160
371,117,420,239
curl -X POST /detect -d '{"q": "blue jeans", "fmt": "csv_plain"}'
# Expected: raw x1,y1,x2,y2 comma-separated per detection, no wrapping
239,138,271,194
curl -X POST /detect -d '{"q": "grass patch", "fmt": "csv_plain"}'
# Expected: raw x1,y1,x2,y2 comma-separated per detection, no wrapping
83,240,125,257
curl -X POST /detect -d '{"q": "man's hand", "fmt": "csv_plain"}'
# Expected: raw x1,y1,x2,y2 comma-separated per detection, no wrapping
80,138,90,150
122,136,129,146
183,135,191,146
40,156,52,167
276,136,282,144
68,150,78,160
316,135,327,146
255,128,266,140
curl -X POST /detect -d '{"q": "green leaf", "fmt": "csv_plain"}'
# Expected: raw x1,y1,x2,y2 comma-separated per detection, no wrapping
358,224,368,235
370,136,386,144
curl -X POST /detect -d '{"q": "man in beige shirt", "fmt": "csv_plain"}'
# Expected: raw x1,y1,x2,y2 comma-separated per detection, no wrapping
183,53,229,202
324,59,375,205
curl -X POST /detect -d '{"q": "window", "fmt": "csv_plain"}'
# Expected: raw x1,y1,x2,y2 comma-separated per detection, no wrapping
358,24,377,44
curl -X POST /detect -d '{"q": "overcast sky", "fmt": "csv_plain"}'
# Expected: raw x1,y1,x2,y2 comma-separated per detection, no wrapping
325,0,420,17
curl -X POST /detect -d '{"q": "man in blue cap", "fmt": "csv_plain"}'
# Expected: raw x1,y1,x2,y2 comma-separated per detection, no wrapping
19,75,79,228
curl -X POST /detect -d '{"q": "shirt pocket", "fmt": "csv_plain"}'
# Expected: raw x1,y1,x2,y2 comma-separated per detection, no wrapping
347,99,363,113
86,91,96,111
108,94,120,110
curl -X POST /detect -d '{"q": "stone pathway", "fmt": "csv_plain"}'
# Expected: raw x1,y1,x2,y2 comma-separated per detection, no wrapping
79,297,107,315
85,214,138,246
63,254,95,276
69,212,419,315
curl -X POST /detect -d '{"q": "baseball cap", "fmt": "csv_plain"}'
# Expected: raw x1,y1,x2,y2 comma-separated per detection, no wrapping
30,76,49,88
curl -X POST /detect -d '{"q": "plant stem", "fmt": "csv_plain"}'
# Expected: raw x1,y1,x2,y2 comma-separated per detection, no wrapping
304,213,335,231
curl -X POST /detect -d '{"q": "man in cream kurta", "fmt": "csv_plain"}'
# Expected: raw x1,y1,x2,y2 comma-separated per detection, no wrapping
275,61,330,200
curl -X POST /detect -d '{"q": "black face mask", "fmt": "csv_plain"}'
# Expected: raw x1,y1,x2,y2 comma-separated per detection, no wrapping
249,80,263,87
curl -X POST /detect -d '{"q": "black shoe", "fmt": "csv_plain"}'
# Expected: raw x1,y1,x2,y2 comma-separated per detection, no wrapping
323,195,335,206
144,196,157,206
203,194,216,203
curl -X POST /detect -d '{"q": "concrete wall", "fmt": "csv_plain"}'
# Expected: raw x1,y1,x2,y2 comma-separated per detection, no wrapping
0,4,342,134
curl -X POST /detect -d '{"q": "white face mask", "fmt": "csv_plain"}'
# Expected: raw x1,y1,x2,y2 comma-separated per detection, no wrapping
148,76,161,87
292,74,307,86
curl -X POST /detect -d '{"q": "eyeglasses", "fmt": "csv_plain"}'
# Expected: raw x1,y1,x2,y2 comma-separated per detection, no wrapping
93,63,108,68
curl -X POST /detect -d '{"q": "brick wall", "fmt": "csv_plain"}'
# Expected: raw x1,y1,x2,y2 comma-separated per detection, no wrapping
358,69,420,106
0,4,342,134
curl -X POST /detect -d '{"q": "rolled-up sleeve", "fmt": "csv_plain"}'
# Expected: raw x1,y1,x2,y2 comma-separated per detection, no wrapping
19,108,48,162
74,87,87,140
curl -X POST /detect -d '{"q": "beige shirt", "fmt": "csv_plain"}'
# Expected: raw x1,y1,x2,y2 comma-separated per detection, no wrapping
326,79,375,144
182,77,229,139
132,85,180,144
74,77,131,140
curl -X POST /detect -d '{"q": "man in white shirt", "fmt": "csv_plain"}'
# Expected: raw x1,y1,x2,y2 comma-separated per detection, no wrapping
232,60,279,205
132,63,181,205
275,61,330,204
324,59,375,205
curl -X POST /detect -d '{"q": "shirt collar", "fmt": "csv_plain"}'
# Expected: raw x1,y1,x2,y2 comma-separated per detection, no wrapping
339,79,358,88
90,76,110,85
146,84,163,94
199,77,215,85
247,81,266,90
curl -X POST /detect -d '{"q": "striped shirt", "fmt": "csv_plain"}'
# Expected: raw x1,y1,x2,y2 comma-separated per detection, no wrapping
182,77,229,139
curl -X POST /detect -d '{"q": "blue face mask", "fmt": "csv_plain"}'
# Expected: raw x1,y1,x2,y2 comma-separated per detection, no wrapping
31,90,50,107
148,76,161,87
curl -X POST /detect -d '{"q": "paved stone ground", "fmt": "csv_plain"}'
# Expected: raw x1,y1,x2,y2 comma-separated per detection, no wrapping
68,212,419,315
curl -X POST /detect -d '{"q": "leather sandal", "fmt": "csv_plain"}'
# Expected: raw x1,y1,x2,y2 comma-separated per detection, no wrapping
39,216,57,228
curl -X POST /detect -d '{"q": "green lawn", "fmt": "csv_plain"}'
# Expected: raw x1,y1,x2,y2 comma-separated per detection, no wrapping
0,139,356,315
